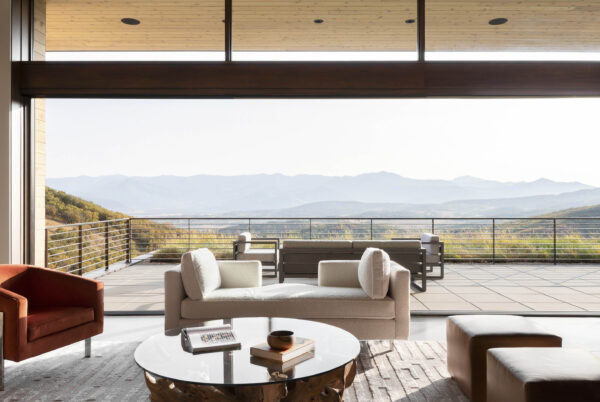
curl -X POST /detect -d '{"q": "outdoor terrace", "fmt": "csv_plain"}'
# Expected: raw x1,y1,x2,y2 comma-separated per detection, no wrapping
46,216,600,314
98,262,600,313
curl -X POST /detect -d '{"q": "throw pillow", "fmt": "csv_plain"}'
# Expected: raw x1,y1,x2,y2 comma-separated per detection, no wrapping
358,247,391,299
180,248,222,300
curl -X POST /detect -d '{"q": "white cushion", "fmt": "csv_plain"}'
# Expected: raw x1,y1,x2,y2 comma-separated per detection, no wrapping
180,283,395,320
180,248,221,300
358,248,391,299
238,232,251,252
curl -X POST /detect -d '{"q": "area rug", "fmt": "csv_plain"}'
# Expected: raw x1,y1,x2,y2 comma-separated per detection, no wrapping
3,340,467,402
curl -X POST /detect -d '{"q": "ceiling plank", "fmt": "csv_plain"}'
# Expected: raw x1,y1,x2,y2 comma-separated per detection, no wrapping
44,0,600,52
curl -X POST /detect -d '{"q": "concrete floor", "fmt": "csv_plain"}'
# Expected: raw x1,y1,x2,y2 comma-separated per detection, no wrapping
99,262,600,313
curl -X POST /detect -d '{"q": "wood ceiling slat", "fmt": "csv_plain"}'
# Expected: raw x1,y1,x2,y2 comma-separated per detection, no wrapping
45,0,600,52
427,0,600,51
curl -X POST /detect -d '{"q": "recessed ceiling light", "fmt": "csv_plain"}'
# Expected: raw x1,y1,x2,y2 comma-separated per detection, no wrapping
121,18,140,26
314,19,324,24
405,19,416,24
489,17,508,26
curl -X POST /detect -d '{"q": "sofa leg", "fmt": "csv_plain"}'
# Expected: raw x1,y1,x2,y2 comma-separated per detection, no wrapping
387,340,394,352
84,338,91,358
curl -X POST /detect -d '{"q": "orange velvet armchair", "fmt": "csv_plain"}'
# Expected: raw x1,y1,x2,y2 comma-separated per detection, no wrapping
0,264,104,388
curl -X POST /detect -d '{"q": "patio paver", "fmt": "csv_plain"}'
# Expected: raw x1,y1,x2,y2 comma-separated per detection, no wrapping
97,262,600,313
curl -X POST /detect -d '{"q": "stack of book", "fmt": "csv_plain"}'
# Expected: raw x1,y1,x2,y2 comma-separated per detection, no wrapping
181,324,241,354
250,337,315,372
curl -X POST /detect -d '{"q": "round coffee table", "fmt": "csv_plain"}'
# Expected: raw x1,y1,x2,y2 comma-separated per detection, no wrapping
134,317,361,401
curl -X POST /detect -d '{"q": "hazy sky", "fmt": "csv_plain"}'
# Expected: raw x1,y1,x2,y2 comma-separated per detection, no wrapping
45,97,600,186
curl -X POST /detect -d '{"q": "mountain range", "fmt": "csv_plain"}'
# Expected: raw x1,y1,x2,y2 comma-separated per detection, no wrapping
46,173,600,217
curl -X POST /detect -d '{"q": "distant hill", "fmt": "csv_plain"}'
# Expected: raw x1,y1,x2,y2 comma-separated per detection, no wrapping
539,204,600,218
46,173,593,216
225,188,600,218
46,186,128,224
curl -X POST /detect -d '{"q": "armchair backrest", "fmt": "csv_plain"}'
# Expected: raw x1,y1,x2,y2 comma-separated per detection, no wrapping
0,264,31,294
420,233,441,255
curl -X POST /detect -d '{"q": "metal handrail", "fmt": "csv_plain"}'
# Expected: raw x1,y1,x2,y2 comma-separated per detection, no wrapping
44,216,600,274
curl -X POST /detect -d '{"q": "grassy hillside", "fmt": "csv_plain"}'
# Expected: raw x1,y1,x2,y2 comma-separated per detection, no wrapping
45,187,231,272
539,204,600,218
46,186,128,225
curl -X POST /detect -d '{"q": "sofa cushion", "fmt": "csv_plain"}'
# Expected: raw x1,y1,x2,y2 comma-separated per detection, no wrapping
28,306,95,341
180,248,221,300
358,248,391,299
238,232,251,252
353,240,421,250
282,240,353,249
180,283,395,320
236,249,276,261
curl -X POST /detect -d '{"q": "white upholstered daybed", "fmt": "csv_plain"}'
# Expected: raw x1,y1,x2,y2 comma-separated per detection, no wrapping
164,248,411,340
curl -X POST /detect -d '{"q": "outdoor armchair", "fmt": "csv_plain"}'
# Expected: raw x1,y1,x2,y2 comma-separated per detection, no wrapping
233,232,279,277
0,264,104,389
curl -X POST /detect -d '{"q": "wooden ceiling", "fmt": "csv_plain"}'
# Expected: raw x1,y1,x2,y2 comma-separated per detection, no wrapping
45,0,600,52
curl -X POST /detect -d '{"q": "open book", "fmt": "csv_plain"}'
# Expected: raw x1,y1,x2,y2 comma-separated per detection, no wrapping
181,324,241,354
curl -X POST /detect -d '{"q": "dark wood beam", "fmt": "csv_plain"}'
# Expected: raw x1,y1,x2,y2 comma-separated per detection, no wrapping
16,61,600,98
417,0,425,62
224,0,232,62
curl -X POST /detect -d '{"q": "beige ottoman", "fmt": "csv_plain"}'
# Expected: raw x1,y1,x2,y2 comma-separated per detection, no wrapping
487,348,600,402
447,315,562,402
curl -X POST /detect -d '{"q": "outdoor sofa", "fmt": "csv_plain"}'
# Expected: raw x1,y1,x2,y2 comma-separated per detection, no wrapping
165,248,411,341
279,239,428,290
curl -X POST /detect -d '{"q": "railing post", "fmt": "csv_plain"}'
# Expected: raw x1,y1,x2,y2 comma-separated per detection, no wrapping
126,219,132,263
188,218,191,251
370,219,373,240
44,228,49,267
77,224,83,276
492,218,496,264
431,218,435,234
553,218,557,265
104,221,109,270
309,218,312,240
248,218,251,233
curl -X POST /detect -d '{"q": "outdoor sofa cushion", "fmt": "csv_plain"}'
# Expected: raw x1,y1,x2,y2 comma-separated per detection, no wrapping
353,240,421,250
282,240,353,249
236,249,276,261
358,247,391,299
180,283,395,320
180,248,221,300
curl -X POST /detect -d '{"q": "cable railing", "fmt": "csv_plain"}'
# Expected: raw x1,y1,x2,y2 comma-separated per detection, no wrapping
45,217,600,274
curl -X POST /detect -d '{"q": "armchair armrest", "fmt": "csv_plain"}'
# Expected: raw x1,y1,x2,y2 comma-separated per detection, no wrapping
389,262,410,339
318,260,361,288
218,260,262,288
0,287,28,360
165,266,185,331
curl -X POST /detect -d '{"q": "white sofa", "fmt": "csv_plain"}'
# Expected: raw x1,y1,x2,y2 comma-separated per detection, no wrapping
165,259,411,341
